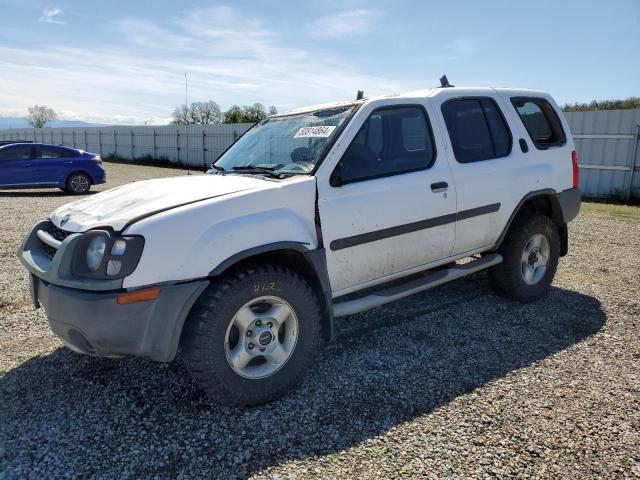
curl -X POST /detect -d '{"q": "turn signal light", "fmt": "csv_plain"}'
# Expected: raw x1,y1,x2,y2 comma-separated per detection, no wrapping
117,287,160,305
571,150,579,189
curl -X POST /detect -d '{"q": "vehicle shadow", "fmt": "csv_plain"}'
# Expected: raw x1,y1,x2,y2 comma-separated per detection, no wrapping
0,190,97,197
0,277,605,479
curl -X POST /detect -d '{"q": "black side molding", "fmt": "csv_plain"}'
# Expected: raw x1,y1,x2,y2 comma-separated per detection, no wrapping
456,202,501,221
330,213,457,251
330,203,501,251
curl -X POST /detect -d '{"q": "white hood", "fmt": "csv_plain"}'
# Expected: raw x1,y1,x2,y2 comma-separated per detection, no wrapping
50,174,269,232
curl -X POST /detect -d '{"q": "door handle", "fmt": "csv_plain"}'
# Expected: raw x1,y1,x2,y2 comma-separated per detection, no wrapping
519,138,529,153
64,161,73,165
22,163,32,168
431,181,448,192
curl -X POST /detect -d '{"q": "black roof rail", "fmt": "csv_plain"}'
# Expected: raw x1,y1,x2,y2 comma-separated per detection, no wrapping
439,75,454,88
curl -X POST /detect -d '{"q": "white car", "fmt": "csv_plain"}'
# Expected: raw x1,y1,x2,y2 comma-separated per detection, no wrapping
19,83,581,406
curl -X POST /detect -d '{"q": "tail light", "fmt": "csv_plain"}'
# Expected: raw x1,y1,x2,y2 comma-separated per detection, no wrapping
571,150,579,189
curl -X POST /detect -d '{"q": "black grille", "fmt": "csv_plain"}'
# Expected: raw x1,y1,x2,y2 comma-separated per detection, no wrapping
40,221,72,258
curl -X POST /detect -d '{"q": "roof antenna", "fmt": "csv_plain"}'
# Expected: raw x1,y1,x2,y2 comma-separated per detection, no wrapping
439,75,454,88
356,90,364,100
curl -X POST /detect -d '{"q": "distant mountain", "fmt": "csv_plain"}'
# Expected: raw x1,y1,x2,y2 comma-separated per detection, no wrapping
0,117,106,129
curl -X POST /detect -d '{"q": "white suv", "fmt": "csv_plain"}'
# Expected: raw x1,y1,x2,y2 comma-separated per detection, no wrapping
19,85,581,406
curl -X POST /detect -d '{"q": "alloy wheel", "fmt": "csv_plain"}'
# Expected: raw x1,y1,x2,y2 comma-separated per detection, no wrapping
224,296,299,379
520,233,550,285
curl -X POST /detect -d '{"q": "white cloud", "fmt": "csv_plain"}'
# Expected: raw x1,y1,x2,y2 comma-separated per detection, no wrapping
38,7,65,25
312,9,382,38
1,6,416,125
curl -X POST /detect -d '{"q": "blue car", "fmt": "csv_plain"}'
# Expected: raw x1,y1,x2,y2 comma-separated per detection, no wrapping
0,143,105,194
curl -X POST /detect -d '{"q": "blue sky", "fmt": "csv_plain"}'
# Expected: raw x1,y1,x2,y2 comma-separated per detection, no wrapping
0,0,638,125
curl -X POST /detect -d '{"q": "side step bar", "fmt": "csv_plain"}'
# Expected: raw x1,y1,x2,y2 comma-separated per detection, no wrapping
332,254,503,318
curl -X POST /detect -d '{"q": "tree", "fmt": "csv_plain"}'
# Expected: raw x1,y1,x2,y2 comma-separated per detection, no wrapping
562,97,640,112
241,103,268,123
171,101,222,125
222,103,278,123
223,105,244,123
25,105,57,128
171,105,190,125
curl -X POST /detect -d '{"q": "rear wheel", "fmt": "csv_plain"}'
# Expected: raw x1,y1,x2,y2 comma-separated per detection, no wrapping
488,214,560,302
181,263,322,406
66,173,91,194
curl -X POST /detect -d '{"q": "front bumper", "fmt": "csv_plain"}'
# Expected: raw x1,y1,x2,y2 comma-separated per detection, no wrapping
94,166,106,185
33,276,208,362
19,220,209,361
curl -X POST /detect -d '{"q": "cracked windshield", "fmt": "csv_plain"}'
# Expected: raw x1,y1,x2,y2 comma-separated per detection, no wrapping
211,105,355,175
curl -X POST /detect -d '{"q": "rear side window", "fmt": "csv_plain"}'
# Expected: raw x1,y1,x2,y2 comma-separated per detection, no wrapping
511,97,566,149
38,146,77,159
0,145,32,161
338,106,435,184
442,98,512,163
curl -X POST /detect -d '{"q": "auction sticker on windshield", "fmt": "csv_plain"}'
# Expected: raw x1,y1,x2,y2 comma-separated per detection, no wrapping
294,126,336,138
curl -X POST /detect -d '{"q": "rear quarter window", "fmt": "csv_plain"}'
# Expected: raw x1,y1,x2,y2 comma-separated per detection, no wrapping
39,146,78,159
511,97,566,149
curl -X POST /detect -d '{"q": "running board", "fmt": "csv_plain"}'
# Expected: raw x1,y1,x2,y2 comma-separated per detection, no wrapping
332,254,503,318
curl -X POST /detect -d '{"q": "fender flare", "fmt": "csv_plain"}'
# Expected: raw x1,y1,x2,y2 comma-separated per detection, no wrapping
209,241,335,342
492,189,572,251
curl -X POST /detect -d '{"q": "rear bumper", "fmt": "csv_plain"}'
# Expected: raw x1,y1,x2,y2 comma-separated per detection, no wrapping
33,277,208,362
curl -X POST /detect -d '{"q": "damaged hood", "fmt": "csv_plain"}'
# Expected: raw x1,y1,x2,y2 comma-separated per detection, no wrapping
50,174,268,232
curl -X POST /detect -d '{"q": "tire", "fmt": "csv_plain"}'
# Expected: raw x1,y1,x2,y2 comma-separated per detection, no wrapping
66,173,91,194
181,263,322,406
488,214,560,303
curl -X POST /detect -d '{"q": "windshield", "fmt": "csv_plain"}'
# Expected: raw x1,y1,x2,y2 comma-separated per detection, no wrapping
211,105,355,175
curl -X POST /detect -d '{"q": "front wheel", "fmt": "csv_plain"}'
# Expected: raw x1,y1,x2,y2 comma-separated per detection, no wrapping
488,214,560,302
180,263,322,406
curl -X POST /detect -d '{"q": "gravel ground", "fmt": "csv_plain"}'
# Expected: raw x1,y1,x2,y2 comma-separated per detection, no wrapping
1,163,639,479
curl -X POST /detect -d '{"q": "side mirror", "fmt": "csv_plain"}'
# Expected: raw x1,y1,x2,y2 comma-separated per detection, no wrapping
330,163,343,187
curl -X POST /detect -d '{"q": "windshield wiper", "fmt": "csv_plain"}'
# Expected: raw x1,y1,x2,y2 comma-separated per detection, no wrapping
232,165,285,178
211,164,226,172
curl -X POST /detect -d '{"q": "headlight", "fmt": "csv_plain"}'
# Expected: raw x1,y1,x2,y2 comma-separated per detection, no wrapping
72,231,144,279
86,236,106,271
